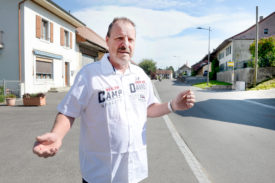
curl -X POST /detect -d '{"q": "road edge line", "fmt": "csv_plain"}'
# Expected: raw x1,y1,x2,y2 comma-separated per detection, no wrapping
152,81,212,183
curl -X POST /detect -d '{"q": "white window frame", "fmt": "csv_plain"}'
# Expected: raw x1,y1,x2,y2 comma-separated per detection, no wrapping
35,57,53,80
41,19,50,41
64,30,70,48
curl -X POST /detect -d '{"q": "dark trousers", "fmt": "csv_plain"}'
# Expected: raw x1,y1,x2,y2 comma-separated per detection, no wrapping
82,178,88,183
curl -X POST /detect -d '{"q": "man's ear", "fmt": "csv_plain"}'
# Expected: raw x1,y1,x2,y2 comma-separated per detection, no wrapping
106,36,109,43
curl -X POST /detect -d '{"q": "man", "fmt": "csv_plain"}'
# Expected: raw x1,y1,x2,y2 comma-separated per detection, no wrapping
33,17,195,183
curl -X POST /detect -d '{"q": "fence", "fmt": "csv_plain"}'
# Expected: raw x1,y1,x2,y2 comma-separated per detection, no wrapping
0,80,21,97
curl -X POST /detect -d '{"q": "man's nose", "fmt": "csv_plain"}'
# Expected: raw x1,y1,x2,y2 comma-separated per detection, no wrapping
121,37,129,47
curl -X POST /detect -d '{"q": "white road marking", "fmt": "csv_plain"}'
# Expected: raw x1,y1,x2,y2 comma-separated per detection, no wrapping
242,99,275,110
152,82,212,183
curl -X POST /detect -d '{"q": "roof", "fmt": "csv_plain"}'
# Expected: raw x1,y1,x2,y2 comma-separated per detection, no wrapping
213,11,275,54
156,70,172,74
179,64,191,70
76,26,108,52
31,0,86,27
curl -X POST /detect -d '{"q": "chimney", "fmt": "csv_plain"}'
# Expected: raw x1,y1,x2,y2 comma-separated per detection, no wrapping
259,16,264,21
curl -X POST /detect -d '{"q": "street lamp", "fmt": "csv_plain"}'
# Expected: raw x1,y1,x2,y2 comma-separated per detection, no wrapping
197,26,211,86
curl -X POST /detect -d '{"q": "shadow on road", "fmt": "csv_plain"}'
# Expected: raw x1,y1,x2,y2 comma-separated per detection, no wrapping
175,98,275,130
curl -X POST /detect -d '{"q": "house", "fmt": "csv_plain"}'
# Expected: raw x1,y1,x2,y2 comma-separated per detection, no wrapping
0,0,107,95
213,12,275,71
155,69,173,79
177,64,191,76
191,54,213,76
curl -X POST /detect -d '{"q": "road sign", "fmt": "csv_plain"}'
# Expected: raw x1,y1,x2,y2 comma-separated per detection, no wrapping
228,61,234,67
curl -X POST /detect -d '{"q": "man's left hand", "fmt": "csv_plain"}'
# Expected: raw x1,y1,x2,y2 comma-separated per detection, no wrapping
171,90,195,111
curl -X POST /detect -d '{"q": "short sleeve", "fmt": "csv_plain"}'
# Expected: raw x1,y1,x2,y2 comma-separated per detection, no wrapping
146,77,159,107
57,70,90,118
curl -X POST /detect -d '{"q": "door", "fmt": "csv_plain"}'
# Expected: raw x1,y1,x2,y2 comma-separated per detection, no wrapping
65,62,69,86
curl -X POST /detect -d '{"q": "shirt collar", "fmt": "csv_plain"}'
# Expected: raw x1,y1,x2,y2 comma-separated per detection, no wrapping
101,53,139,75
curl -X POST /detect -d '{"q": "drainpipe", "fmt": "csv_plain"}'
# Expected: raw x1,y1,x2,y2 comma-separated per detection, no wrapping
18,0,27,82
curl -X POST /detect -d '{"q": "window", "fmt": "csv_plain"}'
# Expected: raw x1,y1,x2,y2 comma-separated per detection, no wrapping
41,19,49,41
219,52,224,59
226,46,231,56
264,28,268,35
36,57,53,79
64,30,70,47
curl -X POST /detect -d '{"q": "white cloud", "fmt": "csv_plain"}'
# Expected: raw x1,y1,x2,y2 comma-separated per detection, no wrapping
73,5,256,69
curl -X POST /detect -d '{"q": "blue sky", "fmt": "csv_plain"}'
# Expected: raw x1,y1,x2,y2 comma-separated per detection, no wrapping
52,0,274,69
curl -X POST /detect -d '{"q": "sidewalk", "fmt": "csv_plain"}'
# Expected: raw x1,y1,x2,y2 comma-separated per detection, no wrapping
0,92,198,183
0,92,81,183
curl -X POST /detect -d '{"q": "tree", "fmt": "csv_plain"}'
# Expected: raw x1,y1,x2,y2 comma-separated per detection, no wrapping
249,36,275,67
166,66,175,78
138,59,157,76
209,58,219,80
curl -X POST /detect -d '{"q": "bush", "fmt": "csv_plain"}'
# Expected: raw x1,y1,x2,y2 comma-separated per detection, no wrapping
23,93,45,98
0,95,4,103
5,94,16,98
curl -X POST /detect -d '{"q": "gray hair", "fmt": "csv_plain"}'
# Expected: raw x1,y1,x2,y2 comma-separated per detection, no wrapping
106,17,136,37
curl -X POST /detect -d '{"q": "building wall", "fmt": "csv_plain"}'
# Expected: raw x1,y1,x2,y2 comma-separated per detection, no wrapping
0,0,20,80
217,67,275,87
22,1,80,93
234,13,275,40
217,42,233,71
232,39,254,69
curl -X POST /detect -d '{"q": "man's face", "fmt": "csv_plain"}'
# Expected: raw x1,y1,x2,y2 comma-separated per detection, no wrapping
106,21,136,65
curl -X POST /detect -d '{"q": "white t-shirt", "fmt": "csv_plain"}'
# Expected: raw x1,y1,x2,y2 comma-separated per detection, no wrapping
57,54,159,183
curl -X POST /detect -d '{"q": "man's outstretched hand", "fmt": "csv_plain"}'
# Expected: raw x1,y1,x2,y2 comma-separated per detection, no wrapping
33,133,62,158
172,90,195,111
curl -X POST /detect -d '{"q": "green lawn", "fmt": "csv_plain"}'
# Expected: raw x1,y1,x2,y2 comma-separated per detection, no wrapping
248,78,275,90
192,80,232,89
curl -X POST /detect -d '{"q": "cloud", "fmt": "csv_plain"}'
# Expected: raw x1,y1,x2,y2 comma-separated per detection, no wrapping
73,5,256,68
75,0,197,10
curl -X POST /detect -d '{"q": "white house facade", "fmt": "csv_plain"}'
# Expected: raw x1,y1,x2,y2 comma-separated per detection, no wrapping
0,0,107,95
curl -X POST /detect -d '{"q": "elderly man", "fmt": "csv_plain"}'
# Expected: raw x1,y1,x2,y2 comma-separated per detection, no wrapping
33,17,195,183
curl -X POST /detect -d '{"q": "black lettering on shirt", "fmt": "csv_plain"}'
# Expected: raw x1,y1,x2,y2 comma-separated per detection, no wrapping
98,91,105,103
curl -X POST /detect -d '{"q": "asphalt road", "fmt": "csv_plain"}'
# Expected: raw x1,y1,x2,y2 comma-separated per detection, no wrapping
0,79,274,183
154,79,275,183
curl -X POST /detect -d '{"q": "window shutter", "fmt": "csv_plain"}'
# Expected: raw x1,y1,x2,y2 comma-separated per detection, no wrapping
50,22,53,43
60,27,64,46
36,15,41,38
70,32,72,49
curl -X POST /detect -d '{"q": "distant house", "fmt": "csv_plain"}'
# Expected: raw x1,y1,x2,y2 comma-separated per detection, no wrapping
192,11,275,77
177,64,191,76
192,54,213,76
0,0,107,95
76,26,108,66
155,69,173,79
213,12,275,72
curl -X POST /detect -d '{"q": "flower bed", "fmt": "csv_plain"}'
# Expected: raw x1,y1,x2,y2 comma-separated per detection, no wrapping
23,93,46,106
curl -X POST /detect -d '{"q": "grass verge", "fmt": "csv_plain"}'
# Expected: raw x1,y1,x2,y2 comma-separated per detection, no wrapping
248,78,275,90
192,80,232,89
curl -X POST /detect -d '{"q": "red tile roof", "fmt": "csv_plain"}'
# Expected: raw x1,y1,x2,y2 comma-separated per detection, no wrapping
76,26,108,51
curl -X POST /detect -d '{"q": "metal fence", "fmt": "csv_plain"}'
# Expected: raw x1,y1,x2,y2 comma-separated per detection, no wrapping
0,80,21,97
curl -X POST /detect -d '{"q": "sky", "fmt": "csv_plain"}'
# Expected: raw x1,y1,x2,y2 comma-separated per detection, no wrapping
52,0,274,69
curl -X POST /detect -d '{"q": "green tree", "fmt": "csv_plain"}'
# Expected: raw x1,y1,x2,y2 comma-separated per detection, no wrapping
166,66,175,77
138,59,157,75
249,36,275,67
209,58,219,80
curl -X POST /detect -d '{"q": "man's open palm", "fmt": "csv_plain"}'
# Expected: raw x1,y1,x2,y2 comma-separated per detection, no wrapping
33,133,62,158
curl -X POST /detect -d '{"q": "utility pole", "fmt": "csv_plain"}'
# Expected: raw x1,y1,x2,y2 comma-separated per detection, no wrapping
253,6,259,87
197,26,211,86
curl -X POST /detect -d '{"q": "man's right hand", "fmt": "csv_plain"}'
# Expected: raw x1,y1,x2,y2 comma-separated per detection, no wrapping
33,133,62,158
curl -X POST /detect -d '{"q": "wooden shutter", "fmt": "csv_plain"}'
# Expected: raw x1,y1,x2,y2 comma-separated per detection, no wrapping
70,32,72,49
50,22,53,43
36,15,41,38
60,27,64,46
